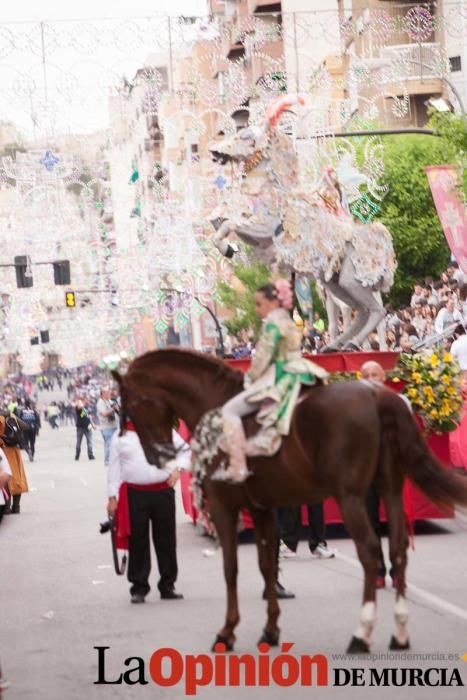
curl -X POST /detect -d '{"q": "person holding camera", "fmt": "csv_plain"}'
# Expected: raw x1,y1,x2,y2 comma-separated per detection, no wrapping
97,387,118,466
75,399,96,462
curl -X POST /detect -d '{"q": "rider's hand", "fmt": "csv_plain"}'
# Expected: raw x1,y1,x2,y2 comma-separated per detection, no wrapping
107,497,117,517
167,468,181,487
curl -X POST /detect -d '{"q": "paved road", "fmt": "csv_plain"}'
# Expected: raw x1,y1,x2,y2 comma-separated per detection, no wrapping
2,420,467,699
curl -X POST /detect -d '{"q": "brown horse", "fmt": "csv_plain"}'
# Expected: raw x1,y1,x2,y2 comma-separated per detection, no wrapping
112,348,467,653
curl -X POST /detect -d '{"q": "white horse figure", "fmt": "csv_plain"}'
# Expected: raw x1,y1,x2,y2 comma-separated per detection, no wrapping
209,95,396,350
325,289,388,351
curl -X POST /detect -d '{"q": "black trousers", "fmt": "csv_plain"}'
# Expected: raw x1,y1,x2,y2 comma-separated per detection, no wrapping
277,503,327,553
366,483,389,577
127,487,178,597
24,428,37,457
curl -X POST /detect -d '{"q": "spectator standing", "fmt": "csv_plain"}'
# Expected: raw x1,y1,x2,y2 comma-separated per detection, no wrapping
17,400,41,461
97,387,118,466
312,311,325,334
435,299,462,334
107,419,187,603
75,400,95,461
47,401,59,429
0,414,28,514
0,448,12,525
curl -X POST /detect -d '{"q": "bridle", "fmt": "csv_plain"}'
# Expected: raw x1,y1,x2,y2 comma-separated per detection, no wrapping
123,387,190,468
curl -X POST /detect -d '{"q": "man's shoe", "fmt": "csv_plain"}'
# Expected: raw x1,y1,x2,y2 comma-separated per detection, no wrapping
376,575,386,589
263,581,296,600
160,590,184,600
130,594,146,604
89,455,95,461
279,541,297,559
310,543,336,559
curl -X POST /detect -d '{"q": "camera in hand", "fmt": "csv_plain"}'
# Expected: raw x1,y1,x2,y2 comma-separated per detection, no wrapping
99,519,113,534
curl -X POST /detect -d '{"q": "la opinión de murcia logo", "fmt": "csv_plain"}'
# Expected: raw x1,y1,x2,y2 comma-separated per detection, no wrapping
94,645,464,695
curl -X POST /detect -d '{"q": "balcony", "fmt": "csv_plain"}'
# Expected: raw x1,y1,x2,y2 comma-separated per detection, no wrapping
380,43,443,79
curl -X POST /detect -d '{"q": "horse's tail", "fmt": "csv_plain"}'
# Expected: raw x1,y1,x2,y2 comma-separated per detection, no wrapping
377,388,467,510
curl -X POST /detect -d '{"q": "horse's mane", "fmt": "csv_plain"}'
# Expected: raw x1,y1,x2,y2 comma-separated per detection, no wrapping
129,347,244,389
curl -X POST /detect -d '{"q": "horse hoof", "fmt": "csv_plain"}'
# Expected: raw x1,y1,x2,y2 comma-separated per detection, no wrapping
211,634,235,653
258,629,280,647
389,635,410,651
346,636,370,654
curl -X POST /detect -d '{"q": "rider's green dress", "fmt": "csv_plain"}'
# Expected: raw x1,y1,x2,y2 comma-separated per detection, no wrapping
244,308,328,451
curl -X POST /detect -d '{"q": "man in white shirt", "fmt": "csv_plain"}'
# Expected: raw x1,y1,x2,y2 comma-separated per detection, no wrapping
97,387,118,466
434,299,462,335
0,448,12,525
107,420,190,604
450,324,467,370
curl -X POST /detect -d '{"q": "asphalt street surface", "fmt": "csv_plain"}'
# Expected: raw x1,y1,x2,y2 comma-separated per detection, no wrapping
2,416,467,700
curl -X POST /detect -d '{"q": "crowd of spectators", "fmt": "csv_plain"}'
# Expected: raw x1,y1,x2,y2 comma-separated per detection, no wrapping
302,262,466,355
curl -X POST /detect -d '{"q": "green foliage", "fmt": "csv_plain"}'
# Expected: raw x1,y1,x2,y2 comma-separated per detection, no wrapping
309,280,327,322
428,110,467,196
378,133,457,306
216,261,271,337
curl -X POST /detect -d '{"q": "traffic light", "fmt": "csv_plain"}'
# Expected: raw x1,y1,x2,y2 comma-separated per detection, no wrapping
65,291,76,307
14,255,33,288
30,336,39,345
53,260,71,285
40,330,50,343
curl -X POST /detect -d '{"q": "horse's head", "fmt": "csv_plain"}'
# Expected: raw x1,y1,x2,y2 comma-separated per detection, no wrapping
209,125,268,166
111,370,176,468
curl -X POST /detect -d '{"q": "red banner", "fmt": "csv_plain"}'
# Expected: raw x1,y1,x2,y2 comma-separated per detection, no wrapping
425,164,467,272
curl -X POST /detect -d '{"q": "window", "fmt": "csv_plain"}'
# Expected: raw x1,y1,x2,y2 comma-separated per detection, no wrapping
449,56,462,72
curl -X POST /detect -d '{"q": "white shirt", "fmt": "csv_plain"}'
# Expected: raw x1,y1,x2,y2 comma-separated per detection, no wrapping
0,448,12,506
451,335,467,370
434,307,462,334
107,429,191,498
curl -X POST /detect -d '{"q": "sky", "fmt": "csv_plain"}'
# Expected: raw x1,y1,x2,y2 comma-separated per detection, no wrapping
2,0,208,21
0,0,209,139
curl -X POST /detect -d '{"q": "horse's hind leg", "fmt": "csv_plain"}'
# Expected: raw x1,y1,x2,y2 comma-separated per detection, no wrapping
339,494,381,653
209,504,241,652
383,491,410,650
250,506,281,647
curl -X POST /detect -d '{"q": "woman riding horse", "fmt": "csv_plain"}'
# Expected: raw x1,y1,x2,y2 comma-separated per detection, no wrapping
220,279,328,482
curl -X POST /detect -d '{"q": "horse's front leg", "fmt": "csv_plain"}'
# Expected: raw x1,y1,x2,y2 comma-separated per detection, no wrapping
209,502,241,652
211,220,237,258
250,506,281,647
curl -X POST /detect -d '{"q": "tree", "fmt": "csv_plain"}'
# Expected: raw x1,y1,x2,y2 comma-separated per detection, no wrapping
428,110,467,196
378,133,458,307
216,261,271,337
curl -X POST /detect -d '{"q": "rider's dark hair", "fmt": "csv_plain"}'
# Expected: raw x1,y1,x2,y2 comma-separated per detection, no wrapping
256,283,278,301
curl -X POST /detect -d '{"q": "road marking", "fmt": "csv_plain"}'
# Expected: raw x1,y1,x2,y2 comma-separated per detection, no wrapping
80,478,88,486
92,580,105,585
336,551,467,623
97,564,112,570
50,480,55,489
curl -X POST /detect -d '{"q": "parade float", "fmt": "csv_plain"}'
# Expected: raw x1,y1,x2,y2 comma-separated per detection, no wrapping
180,346,464,528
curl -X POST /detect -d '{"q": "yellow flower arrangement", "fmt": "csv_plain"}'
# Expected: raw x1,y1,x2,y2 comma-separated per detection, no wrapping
392,348,464,433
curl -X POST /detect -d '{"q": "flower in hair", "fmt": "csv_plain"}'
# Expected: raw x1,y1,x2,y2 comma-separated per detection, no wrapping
274,278,293,310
